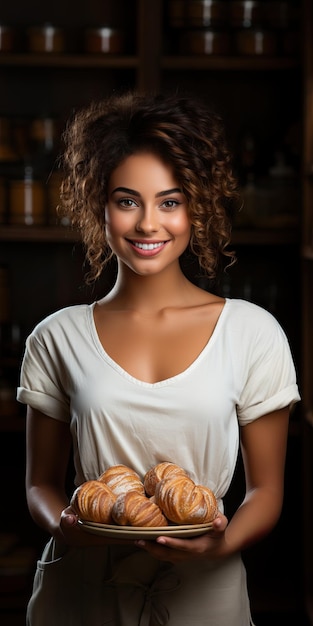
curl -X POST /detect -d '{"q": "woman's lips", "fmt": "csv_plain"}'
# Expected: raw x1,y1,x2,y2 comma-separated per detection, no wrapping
127,239,168,256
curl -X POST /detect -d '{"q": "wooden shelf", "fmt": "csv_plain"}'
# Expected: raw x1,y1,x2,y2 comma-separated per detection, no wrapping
0,54,298,73
0,53,139,69
0,225,79,243
162,56,300,72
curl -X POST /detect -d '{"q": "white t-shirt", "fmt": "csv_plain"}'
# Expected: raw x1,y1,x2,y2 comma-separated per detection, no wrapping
17,298,300,502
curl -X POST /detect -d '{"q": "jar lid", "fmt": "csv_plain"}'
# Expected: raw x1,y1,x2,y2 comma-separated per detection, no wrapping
85,26,120,35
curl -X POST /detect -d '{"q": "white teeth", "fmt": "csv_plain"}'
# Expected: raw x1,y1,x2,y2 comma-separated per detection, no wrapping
133,242,164,250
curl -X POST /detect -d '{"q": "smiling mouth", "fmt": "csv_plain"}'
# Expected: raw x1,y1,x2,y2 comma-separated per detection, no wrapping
132,241,165,251
126,239,169,256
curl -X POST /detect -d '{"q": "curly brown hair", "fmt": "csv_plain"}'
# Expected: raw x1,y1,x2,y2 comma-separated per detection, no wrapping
60,91,239,283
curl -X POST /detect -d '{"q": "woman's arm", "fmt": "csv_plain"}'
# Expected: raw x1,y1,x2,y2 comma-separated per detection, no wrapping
26,406,73,542
223,405,289,554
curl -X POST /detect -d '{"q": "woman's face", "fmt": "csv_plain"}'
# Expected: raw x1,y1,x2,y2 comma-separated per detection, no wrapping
105,152,191,276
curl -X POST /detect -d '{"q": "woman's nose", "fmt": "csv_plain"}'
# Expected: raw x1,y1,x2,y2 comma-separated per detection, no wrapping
135,206,159,233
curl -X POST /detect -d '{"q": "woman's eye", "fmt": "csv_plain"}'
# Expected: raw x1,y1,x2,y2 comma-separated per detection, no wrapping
118,198,137,208
162,199,179,210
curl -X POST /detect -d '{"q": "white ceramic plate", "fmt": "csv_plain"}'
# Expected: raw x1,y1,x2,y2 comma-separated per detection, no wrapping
78,520,214,540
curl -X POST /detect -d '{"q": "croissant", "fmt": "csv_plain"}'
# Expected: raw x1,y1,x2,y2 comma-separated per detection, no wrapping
111,490,169,527
98,464,145,496
144,461,188,496
70,480,117,523
154,475,218,525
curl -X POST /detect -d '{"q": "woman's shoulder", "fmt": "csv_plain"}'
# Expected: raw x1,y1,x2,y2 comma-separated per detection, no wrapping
224,298,285,336
226,297,274,317
29,303,94,340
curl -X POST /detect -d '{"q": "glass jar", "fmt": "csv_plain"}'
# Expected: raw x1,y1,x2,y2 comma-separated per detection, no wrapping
30,116,59,179
27,24,65,53
234,29,277,55
0,24,15,52
179,29,230,55
187,0,229,28
9,164,45,225
0,118,21,224
168,0,229,28
229,1,265,29
84,27,124,54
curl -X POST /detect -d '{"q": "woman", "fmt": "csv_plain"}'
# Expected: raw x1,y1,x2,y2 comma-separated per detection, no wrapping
17,92,300,625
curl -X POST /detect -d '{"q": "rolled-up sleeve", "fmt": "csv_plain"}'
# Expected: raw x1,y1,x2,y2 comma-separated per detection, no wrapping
17,332,70,422
237,315,300,425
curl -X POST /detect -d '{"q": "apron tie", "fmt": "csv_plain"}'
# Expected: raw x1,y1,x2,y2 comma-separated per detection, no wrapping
138,567,181,626
104,550,181,626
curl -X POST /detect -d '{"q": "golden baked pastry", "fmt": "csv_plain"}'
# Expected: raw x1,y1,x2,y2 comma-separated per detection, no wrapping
70,480,116,523
154,475,218,525
111,490,169,527
98,464,145,496
144,461,188,496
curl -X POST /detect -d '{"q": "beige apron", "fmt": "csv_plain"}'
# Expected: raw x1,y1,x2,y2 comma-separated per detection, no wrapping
26,539,255,626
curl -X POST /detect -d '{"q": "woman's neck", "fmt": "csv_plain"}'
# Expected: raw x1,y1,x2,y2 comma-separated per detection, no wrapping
102,262,200,313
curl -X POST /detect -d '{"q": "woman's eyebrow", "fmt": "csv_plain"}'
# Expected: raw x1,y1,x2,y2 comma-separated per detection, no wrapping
155,188,182,198
111,186,182,197
111,186,140,196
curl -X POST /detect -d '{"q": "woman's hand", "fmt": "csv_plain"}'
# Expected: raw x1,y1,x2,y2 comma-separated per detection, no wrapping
59,505,84,545
134,513,228,563
60,505,111,547
60,505,135,547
